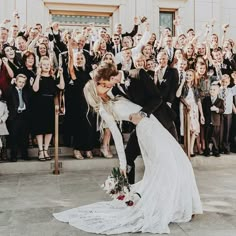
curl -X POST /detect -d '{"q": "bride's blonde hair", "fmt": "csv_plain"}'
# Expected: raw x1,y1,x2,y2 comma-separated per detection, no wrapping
83,79,120,138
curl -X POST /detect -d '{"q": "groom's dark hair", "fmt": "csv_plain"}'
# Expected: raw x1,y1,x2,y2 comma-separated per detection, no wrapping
94,62,119,82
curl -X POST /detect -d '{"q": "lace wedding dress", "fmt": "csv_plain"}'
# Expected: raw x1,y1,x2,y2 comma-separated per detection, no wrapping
53,97,203,234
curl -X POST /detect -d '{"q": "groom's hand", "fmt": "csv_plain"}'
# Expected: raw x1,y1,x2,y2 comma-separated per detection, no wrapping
129,113,143,125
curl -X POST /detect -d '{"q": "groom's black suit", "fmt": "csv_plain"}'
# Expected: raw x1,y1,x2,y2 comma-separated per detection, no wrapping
112,69,178,184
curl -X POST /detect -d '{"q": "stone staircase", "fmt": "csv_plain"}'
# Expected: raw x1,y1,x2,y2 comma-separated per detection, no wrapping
0,145,236,175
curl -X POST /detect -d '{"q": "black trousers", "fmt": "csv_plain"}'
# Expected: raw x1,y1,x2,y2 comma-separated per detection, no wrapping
126,121,178,184
204,124,221,154
8,118,29,160
220,114,232,152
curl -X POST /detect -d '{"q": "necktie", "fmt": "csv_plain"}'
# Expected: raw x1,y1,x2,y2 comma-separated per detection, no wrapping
159,69,164,83
18,89,24,109
222,88,227,109
179,71,183,84
211,97,216,104
168,48,172,60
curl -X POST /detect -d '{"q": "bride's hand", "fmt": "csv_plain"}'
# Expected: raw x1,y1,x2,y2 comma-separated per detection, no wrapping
129,113,143,125
120,168,127,178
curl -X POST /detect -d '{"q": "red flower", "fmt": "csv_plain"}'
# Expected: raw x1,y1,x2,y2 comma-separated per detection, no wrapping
110,190,116,195
117,195,125,200
126,200,134,206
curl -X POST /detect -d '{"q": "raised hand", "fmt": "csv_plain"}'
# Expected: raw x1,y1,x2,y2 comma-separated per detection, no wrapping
11,78,16,85
2,57,8,65
3,19,11,24
134,16,139,25
222,23,229,32
129,113,143,125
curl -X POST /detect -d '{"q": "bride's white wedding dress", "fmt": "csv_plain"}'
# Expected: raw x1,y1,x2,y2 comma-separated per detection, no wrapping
53,97,203,234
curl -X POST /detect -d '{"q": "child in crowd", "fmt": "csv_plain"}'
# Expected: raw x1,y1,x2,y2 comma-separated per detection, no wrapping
202,83,225,157
218,74,236,154
0,89,9,161
6,74,31,162
230,71,236,152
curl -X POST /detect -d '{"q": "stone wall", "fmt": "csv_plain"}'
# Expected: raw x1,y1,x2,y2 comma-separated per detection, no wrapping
0,0,235,41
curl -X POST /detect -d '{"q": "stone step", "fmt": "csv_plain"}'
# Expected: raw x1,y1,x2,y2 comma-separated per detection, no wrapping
0,152,236,175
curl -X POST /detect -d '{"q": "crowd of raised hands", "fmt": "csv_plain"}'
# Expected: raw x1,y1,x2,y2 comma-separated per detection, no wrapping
0,10,236,162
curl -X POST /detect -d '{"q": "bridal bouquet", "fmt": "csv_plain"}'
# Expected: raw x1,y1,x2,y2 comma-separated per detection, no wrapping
101,167,141,206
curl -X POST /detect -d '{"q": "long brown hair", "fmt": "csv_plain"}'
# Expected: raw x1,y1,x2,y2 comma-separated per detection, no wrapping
94,62,119,82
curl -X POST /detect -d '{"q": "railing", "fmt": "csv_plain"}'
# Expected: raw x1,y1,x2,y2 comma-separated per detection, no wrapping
53,90,65,175
180,98,191,159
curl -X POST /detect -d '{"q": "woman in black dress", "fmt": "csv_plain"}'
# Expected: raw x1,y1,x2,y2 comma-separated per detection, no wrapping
17,51,37,90
68,50,96,160
32,56,64,161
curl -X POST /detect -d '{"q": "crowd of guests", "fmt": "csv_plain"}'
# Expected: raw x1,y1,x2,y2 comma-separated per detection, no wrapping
0,12,236,162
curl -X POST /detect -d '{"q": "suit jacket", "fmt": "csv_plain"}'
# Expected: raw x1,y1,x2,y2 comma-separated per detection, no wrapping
155,66,179,105
0,101,9,135
111,45,122,56
112,69,176,129
121,25,138,39
161,47,176,66
202,96,225,126
5,86,31,121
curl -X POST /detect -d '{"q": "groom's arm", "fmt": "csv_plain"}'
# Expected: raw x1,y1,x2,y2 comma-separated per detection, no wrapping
138,69,163,116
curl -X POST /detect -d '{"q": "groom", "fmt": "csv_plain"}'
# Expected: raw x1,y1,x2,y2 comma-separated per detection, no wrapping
94,63,178,184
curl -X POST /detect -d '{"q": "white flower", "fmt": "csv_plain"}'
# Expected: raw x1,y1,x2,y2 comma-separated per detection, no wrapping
124,78,131,88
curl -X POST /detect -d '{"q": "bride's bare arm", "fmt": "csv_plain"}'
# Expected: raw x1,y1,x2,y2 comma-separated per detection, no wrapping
99,105,127,171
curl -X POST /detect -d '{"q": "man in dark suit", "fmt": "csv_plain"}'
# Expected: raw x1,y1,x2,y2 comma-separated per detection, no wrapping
111,34,122,56
202,83,225,157
162,36,176,66
6,74,31,161
154,51,179,137
94,63,178,183
154,51,179,106
114,17,139,44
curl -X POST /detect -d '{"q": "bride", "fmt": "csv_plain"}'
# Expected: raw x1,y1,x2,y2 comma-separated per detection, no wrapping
53,66,203,234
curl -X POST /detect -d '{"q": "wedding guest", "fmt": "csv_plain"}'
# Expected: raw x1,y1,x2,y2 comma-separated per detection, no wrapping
111,33,122,56
15,36,28,55
68,51,96,159
134,53,146,69
114,17,139,42
202,83,225,157
174,58,188,141
141,44,153,61
170,49,184,68
0,56,14,97
90,52,116,158
176,69,205,156
117,47,135,71
163,35,176,66
230,71,236,152
0,88,9,161
154,51,179,122
91,38,107,68
32,56,64,161
2,45,22,76
210,48,236,78
183,43,196,69
218,74,236,154
6,74,31,162
17,51,36,90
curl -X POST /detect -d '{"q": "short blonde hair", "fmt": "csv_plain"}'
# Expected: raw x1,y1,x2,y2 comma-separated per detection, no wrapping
16,73,27,81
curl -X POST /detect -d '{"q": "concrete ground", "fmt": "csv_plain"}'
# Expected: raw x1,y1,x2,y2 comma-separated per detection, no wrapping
0,154,236,236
